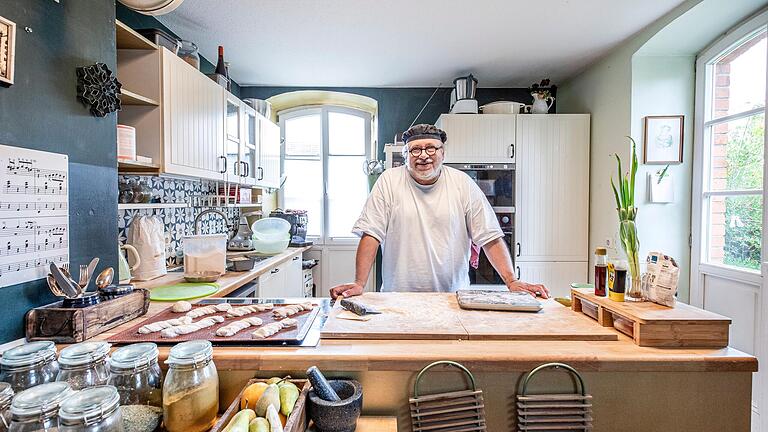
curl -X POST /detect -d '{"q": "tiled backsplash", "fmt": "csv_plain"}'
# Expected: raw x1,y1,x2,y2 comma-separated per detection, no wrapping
118,175,242,266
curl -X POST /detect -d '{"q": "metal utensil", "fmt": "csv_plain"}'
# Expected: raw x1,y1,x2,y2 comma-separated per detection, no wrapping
50,263,79,298
46,274,66,297
78,264,88,288
85,258,99,290
340,298,382,316
95,267,114,290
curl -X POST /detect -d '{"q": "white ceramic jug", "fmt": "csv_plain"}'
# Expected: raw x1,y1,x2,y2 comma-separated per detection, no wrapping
531,93,555,114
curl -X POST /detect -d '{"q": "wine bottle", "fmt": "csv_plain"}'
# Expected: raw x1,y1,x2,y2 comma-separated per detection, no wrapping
215,45,226,76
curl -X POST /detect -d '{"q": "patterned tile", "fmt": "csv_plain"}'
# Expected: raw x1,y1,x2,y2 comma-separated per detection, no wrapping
118,175,242,266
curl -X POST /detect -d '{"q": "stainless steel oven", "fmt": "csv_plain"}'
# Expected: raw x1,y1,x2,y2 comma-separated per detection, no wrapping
446,163,515,284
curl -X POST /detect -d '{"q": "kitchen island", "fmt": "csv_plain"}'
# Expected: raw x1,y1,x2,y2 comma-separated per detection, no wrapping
89,289,758,432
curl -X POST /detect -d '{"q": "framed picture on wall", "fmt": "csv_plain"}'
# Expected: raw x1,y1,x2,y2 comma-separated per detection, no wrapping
0,15,16,86
643,115,684,164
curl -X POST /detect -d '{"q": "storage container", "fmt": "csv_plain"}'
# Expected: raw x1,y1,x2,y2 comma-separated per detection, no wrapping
0,383,14,432
136,28,180,54
8,382,74,432
0,341,59,392
108,343,163,407
183,234,227,275
178,40,200,70
163,340,218,432
56,341,111,390
58,385,123,432
479,101,526,114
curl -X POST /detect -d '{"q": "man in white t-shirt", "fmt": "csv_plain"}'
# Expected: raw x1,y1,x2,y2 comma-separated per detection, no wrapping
329,124,549,299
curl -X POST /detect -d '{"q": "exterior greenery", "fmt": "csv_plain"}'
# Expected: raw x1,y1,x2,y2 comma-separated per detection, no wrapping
723,113,764,270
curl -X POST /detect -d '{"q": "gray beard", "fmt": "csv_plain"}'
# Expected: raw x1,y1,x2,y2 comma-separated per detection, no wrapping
407,163,443,183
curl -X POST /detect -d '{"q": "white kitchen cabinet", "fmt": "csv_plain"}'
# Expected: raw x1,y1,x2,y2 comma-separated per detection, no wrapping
240,104,260,186
436,114,516,163
258,254,304,298
161,48,225,180
257,115,282,188
514,114,590,262
516,261,588,299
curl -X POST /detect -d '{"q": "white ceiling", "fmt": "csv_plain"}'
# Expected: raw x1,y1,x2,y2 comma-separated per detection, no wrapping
158,0,686,87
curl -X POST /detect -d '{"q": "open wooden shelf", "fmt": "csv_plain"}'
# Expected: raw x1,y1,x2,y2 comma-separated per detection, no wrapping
119,89,159,106
118,203,188,210
118,159,161,174
116,20,158,50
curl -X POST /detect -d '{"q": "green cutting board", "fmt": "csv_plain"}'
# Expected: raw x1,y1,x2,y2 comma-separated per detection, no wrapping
149,283,220,302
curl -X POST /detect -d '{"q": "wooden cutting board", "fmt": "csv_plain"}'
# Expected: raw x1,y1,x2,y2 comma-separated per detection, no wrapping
321,292,468,340
320,293,618,341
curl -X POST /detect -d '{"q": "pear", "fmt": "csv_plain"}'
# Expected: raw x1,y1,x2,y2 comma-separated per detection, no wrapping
223,409,255,432
254,384,280,417
278,381,300,416
249,417,270,432
266,377,283,385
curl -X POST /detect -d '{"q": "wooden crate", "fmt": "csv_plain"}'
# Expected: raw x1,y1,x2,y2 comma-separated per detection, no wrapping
211,379,310,432
25,289,150,343
571,288,731,347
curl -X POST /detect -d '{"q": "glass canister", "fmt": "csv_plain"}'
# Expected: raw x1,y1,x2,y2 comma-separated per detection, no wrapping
183,234,227,275
107,343,163,414
56,341,111,390
0,341,59,392
9,381,74,432
162,340,218,432
58,385,123,432
178,40,200,70
0,383,14,432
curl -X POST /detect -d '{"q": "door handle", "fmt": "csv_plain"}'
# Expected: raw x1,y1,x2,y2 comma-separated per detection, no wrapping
293,256,300,261
244,162,249,177
271,268,280,274
258,166,264,180
516,266,521,279
219,156,227,174
509,143,515,159
516,242,521,257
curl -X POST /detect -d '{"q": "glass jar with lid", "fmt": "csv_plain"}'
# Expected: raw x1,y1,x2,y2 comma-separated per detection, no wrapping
107,343,163,407
58,385,123,432
0,341,59,392
178,40,200,70
56,341,111,390
0,383,15,432
162,340,218,432
9,381,74,432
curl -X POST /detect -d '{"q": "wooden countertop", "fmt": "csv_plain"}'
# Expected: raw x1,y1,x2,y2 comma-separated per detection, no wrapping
90,293,758,374
132,246,312,297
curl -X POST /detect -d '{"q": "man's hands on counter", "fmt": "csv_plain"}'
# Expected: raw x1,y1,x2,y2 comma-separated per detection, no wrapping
507,280,550,299
330,282,364,299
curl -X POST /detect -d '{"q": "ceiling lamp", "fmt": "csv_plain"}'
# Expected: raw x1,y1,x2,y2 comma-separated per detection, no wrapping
117,0,184,16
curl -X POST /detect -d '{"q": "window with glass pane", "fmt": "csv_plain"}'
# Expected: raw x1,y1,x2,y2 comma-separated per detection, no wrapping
281,108,371,242
703,27,767,271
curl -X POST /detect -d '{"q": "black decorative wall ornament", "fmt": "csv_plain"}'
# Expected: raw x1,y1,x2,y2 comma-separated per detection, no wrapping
76,62,122,117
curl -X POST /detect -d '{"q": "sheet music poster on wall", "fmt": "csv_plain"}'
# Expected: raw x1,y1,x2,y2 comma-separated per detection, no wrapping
0,144,68,288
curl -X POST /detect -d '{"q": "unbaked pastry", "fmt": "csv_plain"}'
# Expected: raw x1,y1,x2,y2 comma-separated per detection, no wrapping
186,303,233,318
251,318,298,339
272,303,313,318
215,317,264,337
160,316,225,338
227,303,274,318
171,301,192,313
138,316,193,334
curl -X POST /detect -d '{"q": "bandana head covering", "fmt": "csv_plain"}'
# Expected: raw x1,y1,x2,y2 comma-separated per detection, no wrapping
402,124,447,145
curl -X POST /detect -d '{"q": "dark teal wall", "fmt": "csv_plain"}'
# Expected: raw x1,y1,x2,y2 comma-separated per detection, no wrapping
116,4,241,97
0,0,118,342
240,87,552,158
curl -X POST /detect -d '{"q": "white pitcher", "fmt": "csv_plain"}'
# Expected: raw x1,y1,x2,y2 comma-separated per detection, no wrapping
531,93,555,114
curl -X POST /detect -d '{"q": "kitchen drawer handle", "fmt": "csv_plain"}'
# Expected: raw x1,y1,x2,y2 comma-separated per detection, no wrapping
239,161,246,177
509,143,515,159
516,242,521,257
271,268,280,274
293,256,300,261
516,266,521,279
219,156,227,174
258,166,264,181
244,162,249,177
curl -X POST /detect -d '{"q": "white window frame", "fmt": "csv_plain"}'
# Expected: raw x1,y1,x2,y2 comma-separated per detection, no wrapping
691,11,768,303
278,105,373,246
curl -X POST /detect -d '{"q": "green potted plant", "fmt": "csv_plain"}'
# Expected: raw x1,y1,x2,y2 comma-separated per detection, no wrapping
610,137,643,301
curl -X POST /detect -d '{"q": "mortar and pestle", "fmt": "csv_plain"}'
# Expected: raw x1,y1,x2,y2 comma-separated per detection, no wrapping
306,366,362,432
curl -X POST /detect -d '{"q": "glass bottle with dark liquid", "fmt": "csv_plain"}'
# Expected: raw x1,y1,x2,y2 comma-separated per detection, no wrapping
594,247,607,296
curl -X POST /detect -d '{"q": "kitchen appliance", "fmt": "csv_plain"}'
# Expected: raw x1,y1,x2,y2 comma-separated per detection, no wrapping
269,209,312,247
450,74,479,114
446,163,515,284
228,216,254,251
118,244,140,284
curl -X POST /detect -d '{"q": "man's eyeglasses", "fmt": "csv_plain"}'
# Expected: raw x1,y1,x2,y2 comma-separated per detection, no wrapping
408,146,443,157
